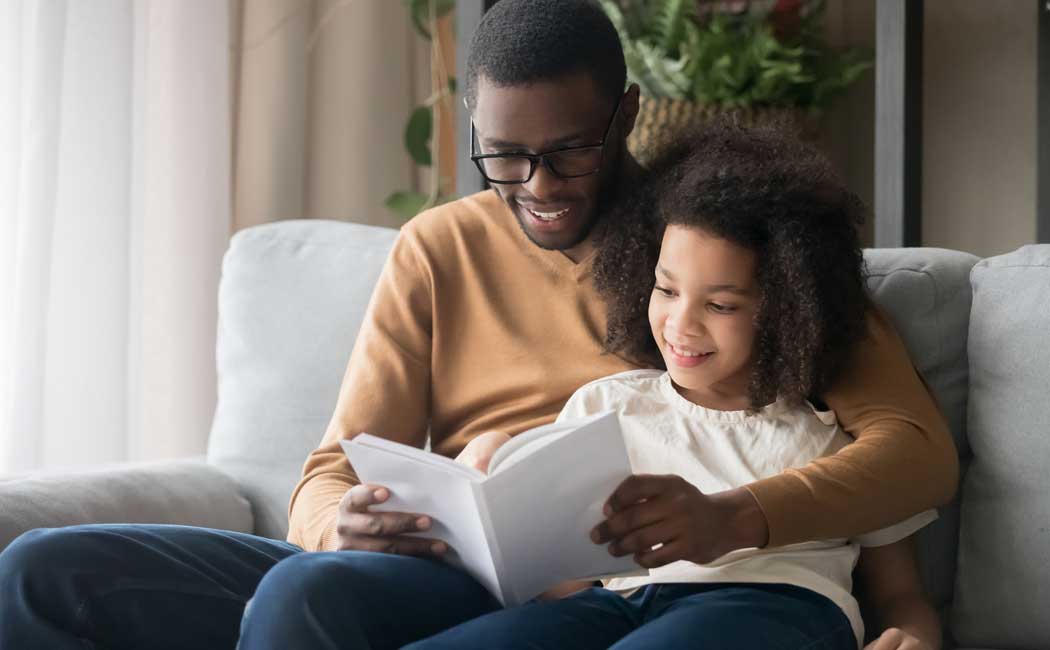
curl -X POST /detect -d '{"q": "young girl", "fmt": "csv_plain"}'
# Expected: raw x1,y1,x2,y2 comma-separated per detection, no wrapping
408,124,941,650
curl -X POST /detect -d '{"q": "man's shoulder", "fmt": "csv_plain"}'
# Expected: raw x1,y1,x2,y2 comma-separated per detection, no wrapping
401,190,512,253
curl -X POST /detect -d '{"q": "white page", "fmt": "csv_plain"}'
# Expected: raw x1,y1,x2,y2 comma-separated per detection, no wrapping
487,421,577,474
340,437,502,600
478,411,639,606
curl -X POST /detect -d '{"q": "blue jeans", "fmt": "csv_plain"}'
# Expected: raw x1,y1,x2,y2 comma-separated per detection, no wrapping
0,524,498,649
403,583,857,650
0,524,854,649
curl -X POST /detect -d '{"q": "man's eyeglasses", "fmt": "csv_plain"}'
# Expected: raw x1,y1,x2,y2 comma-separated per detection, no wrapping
469,95,624,185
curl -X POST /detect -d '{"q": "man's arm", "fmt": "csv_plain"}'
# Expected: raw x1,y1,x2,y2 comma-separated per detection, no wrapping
287,228,434,552
744,307,958,548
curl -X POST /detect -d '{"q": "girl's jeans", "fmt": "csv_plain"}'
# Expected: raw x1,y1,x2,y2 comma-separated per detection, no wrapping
404,582,856,650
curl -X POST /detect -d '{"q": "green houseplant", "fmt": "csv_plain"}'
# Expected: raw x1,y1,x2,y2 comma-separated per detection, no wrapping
385,0,457,221
599,0,871,153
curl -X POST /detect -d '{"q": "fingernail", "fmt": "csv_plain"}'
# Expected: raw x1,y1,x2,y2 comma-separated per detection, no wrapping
603,503,613,516
416,516,431,530
431,542,447,554
590,528,601,543
374,488,388,501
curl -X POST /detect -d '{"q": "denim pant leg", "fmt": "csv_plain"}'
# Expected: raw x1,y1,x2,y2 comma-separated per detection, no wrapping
237,550,501,650
612,583,857,650
402,587,642,650
0,523,300,650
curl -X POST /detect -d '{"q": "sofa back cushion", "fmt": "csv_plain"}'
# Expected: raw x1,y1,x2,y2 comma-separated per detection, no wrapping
863,248,979,612
207,220,398,540
952,244,1050,649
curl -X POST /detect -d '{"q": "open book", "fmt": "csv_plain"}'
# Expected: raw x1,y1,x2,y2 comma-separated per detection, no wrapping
340,410,641,606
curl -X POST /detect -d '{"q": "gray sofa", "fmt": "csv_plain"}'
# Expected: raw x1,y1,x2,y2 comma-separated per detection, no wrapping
1,219,1047,650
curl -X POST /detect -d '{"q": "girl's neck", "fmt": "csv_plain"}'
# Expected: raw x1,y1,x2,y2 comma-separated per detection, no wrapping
672,380,752,412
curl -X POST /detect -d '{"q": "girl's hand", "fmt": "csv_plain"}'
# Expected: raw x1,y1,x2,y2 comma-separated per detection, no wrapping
590,474,751,567
864,628,935,650
455,430,511,474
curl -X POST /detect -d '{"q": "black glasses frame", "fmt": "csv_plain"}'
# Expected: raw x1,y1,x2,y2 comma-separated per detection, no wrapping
469,94,624,185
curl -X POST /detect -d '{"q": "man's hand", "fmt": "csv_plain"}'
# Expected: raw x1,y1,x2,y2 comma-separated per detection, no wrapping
864,628,935,650
455,430,511,474
590,474,768,568
331,483,449,556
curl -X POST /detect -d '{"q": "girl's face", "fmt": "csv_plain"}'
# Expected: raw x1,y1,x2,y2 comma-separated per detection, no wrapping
648,224,760,409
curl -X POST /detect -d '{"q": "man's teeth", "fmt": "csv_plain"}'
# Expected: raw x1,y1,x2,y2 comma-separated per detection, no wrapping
527,207,569,221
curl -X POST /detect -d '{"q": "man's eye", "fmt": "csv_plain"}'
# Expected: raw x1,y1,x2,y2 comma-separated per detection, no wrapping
709,303,736,313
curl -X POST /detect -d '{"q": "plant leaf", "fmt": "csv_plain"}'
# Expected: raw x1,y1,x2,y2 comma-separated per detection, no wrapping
404,0,454,40
385,191,430,220
405,106,433,167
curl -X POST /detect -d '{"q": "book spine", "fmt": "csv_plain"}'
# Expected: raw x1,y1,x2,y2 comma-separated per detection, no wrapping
472,481,512,606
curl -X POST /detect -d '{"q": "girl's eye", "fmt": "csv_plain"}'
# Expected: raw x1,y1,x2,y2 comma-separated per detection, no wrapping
709,303,736,313
653,285,674,297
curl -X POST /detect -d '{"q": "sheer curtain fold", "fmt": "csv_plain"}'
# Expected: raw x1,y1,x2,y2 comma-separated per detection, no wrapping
231,0,424,231
0,0,230,475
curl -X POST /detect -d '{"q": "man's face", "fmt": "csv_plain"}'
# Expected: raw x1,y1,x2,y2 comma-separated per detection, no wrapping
472,73,635,254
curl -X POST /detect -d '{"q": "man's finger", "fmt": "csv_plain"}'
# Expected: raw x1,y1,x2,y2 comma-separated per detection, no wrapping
633,538,685,569
342,511,432,537
339,534,449,557
591,497,667,543
343,484,390,511
607,521,678,556
605,474,672,514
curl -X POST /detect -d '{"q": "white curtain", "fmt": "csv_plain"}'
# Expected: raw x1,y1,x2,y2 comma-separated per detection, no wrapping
0,0,231,474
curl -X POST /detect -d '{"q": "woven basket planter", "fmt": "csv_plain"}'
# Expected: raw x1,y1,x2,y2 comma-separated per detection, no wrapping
627,96,821,160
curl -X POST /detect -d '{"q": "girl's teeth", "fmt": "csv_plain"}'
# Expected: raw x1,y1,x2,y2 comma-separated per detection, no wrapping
671,344,706,357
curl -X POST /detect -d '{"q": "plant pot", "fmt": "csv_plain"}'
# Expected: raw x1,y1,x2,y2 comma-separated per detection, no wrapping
627,96,822,161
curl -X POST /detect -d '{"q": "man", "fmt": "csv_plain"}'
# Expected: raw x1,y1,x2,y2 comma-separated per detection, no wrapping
0,1,957,648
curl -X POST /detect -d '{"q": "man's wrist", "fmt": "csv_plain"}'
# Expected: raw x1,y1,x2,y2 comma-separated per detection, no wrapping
713,486,770,554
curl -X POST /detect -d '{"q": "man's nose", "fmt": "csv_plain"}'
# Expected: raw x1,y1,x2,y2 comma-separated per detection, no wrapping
522,160,564,200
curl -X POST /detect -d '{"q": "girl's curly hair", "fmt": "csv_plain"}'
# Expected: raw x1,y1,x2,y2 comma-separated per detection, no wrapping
594,120,870,408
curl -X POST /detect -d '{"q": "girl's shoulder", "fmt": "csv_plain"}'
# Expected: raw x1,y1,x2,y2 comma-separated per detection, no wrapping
567,369,666,406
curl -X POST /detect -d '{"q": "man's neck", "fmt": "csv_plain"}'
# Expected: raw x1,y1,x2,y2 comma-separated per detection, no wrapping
559,154,645,265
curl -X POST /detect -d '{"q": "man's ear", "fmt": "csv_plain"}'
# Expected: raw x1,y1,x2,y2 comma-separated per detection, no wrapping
621,83,641,139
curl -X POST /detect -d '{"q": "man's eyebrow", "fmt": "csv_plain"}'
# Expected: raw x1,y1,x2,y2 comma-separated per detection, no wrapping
482,131,595,150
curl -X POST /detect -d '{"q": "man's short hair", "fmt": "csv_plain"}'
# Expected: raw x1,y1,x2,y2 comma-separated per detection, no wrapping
465,0,627,111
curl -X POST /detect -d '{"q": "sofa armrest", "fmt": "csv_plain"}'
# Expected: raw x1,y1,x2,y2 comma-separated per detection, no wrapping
0,459,255,551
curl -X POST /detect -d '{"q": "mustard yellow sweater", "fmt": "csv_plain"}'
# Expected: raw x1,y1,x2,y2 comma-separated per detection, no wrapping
287,191,958,552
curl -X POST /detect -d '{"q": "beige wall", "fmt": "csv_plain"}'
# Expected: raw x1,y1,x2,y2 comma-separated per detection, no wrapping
922,0,1036,257
822,0,1037,256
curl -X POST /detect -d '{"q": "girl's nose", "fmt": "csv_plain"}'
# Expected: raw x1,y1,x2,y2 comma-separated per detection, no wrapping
667,307,705,338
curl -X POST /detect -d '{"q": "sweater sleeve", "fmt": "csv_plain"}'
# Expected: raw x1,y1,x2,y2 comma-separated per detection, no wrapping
744,307,959,548
286,228,434,552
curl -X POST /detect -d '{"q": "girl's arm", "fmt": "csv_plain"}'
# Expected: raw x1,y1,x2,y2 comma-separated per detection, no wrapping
856,537,941,650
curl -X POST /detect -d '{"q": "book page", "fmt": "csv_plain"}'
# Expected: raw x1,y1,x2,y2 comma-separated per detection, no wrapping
340,436,502,599
487,421,577,474
477,411,638,606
